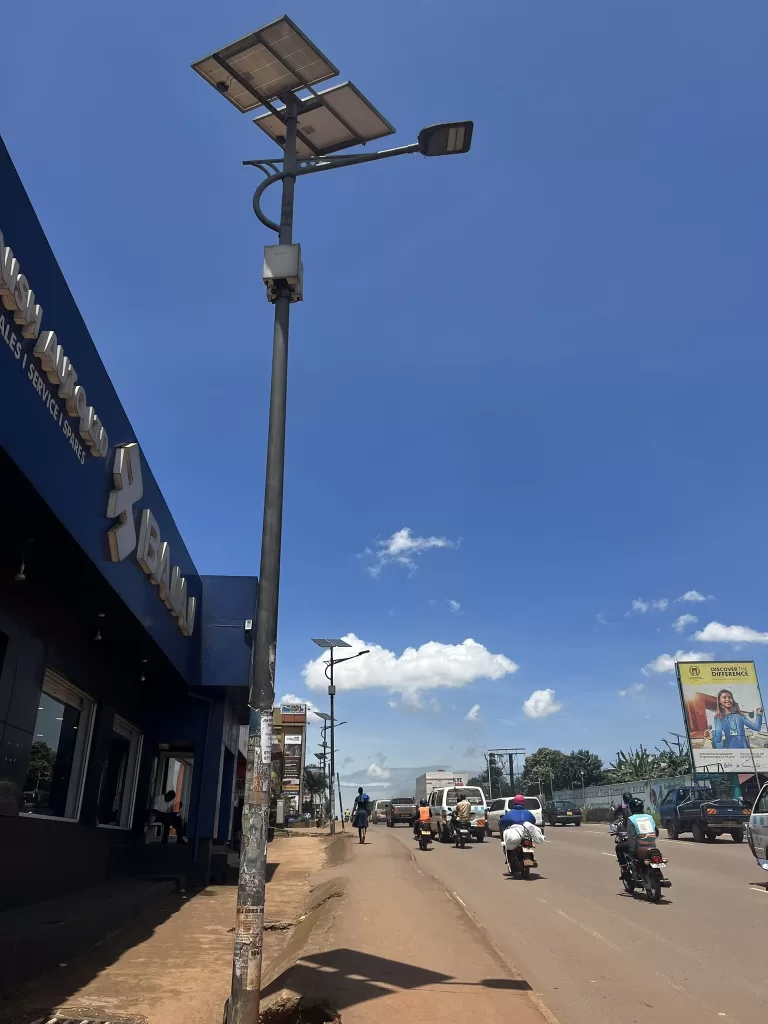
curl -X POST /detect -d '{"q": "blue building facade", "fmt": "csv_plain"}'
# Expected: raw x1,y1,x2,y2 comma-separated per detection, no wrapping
0,135,255,909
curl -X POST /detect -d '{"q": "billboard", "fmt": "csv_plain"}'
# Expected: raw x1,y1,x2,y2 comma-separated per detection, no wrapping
677,661,768,772
280,704,307,723
284,734,303,758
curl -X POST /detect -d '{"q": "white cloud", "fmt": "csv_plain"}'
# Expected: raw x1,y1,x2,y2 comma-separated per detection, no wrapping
672,613,698,633
400,693,442,714
448,599,462,614
641,650,713,675
676,590,712,603
465,703,481,721
340,780,390,790
362,527,456,577
387,700,397,708
694,622,768,645
278,692,324,723
618,683,645,699
366,763,391,780
628,597,667,615
302,633,518,708
596,612,607,627
523,689,562,719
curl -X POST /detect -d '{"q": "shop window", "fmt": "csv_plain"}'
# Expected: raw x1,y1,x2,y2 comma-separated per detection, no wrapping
21,670,94,820
97,715,143,828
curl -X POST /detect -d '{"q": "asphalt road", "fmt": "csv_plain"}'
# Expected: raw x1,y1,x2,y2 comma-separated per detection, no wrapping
382,820,768,1024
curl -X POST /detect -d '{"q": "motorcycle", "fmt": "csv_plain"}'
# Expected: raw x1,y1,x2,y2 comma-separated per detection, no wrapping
613,827,671,902
504,826,538,878
417,822,433,851
454,821,471,849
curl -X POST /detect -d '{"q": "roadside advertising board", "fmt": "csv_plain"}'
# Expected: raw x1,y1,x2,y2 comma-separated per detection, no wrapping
677,661,768,773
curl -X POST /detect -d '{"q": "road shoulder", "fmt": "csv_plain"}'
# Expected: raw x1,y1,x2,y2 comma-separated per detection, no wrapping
262,827,557,1024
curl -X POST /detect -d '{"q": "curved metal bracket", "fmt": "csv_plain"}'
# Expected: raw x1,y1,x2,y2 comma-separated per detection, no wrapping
252,170,295,235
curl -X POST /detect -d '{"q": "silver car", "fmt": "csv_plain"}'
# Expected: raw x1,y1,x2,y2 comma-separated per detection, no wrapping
748,783,768,874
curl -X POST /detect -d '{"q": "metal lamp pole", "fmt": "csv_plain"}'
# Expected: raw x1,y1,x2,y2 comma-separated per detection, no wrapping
193,22,472,1021
319,646,368,835
226,93,300,1024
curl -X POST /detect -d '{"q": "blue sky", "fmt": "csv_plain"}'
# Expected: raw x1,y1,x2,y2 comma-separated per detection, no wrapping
3,1,768,797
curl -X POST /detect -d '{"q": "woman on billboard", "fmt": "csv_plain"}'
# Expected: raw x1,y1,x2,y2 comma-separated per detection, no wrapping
706,689,763,749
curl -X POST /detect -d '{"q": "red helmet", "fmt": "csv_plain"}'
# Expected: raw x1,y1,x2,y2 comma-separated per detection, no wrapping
513,794,526,806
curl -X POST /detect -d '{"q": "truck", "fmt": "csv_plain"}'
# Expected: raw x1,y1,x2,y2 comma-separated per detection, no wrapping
415,770,467,804
658,779,750,843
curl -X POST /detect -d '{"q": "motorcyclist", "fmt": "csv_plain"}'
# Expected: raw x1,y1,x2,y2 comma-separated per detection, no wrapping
499,794,536,830
611,792,633,829
500,795,538,872
413,798,431,838
614,796,658,874
450,790,473,836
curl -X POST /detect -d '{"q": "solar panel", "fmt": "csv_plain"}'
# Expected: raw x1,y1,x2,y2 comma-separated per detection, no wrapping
191,16,339,114
253,82,395,156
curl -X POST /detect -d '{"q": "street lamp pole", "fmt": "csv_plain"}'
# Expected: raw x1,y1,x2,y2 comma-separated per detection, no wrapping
224,93,299,1024
192,20,472,1022
314,639,369,835
329,646,337,836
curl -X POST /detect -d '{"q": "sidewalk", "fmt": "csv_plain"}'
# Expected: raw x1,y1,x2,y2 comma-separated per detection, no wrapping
0,836,326,1024
1,829,554,1024
261,829,552,1024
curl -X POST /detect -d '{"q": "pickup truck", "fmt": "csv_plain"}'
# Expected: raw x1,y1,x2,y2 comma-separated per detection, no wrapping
659,785,750,843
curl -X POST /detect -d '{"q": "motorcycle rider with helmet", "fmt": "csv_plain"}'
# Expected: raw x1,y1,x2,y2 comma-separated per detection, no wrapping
413,798,431,839
613,795,659,875
499,794,536,830
499,795,538,871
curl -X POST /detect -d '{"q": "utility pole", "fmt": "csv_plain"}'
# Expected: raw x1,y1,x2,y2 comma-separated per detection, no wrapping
337,771,345,826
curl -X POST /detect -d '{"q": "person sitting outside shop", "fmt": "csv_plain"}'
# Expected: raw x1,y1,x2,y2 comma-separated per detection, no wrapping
152,789,187,844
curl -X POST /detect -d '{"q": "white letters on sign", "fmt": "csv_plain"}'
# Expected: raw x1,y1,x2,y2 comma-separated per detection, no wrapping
0,227,108,457
107,443,196,638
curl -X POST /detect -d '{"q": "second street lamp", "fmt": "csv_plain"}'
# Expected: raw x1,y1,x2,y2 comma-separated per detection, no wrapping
312,638,369,835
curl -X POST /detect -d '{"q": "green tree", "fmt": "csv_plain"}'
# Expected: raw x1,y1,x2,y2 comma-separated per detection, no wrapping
652,738,692,778
565,750,606,788
468,753,514,799
303,767,326,803
24,741,55,790
605,745,657,782
520,747,571,797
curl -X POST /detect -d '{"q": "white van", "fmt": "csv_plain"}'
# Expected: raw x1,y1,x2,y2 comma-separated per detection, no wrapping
428,785,487,843
486,796,543,835
748,782,768,873
371,799,390,824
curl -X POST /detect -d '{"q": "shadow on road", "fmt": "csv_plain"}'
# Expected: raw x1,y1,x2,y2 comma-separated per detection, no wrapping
617,891,673,906
262,947,530,1011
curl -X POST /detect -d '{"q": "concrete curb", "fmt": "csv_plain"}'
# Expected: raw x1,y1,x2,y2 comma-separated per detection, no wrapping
258,835,350,1021
408,848,561,1024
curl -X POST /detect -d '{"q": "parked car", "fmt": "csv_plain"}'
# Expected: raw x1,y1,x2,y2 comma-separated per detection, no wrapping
371,799,390,824
387,797,417,827
486,796,543,835
747,782,768,874
659,783,749,842
428,785,488,843
543,800,582,826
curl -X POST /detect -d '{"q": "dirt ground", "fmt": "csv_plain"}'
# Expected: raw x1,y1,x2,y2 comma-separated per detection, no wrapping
0,836,327,1024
